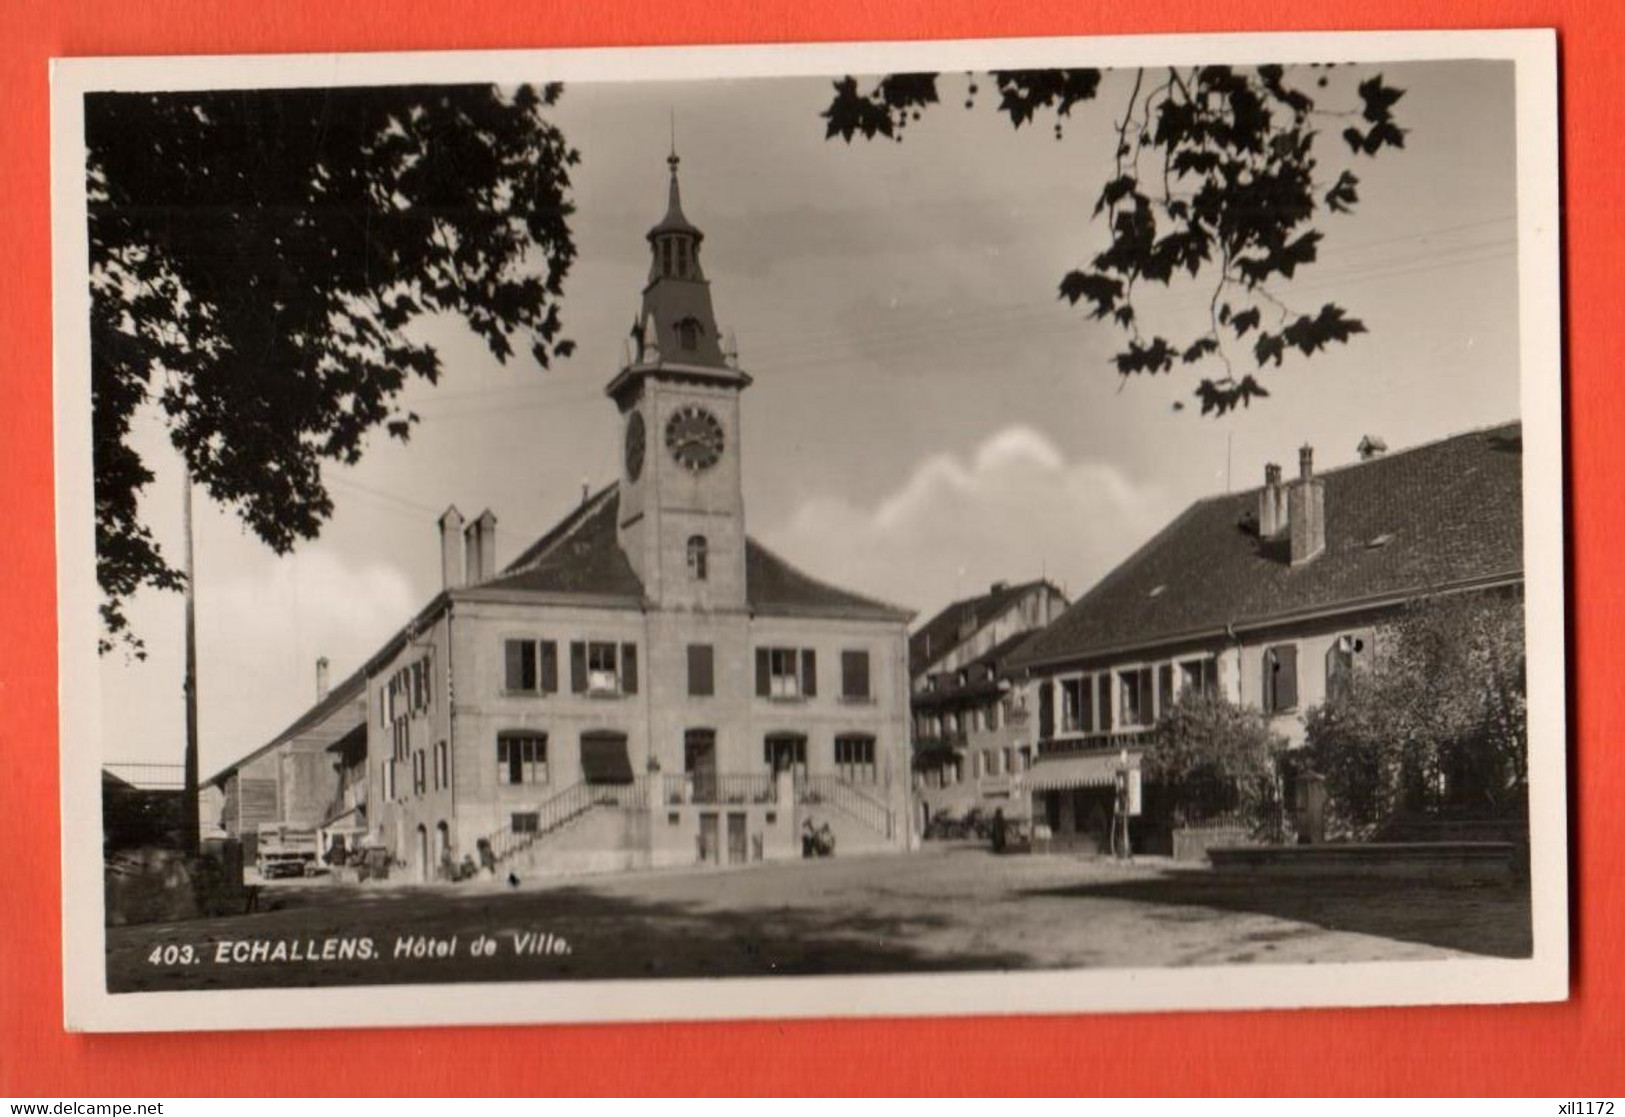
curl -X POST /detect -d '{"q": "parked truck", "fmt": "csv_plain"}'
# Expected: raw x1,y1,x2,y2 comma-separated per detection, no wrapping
255,822,320,879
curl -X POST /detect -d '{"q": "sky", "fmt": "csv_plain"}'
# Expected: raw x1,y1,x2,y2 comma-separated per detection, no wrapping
96,58,1522,777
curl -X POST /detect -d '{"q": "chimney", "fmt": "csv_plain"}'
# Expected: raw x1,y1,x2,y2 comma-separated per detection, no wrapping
1358,434,1388,461
315,656,330,702
438,505,465,590
464,509,497,584
1289,444,1326,565
989,580,1009,595
1259,463,1286,536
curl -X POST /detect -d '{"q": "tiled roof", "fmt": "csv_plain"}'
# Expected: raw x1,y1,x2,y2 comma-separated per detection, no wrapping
482,485,645,601
1010,422,1524,670
908,579,1059,676
489,484,909,621
745,537,912,621
205,666,367,786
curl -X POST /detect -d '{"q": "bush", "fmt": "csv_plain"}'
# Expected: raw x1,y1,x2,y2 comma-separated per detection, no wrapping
1143,691,1289,841
1303,591,1527,839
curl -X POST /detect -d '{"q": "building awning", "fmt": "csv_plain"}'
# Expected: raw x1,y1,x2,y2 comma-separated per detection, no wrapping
1028,752,1139,791
581,732,635,785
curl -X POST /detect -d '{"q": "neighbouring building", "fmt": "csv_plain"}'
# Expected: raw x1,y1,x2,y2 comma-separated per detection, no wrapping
216,150,916,883
201,659,367,865
908,579,1068,832
1007,422,1524,856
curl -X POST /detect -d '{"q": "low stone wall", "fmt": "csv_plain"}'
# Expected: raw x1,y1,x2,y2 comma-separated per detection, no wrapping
1173,825,1255,863
1207,841,1518,882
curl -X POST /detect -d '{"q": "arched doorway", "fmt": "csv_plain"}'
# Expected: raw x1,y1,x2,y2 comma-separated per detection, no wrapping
435,821,451,879
415,824,429,883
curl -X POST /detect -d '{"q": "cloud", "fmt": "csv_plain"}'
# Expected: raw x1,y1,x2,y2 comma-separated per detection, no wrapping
763,425,1178,620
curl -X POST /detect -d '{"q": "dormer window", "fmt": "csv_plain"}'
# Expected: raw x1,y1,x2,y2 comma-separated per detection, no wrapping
676,316,701,351
661,238,673,277
676,238,691,278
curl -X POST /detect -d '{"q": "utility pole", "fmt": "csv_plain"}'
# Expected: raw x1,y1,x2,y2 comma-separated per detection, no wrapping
182,464,200,857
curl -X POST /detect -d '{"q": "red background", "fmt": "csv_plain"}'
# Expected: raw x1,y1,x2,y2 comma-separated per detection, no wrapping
0,0,1616,1097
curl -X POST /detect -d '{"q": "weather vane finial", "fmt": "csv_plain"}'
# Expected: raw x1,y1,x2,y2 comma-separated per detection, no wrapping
668,109,679,174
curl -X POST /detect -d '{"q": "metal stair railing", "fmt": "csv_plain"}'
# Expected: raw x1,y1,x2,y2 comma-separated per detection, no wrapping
478,778,647,865
660,771,777,806
795,774,894,839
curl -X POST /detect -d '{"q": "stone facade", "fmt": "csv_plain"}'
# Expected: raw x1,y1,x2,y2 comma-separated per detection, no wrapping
351,152,914,882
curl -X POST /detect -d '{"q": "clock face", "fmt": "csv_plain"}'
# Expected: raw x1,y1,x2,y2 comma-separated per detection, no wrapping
625,411,646,481
665,405,725,473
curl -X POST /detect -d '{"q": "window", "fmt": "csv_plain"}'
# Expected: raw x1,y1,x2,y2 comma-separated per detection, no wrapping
504,640,558,694
987,701,1000,731
688,644,714,697
1002,747,1013,776
382,759,397,801
570,641,636,695
505,640,536,692
1326,635,1364,706
835,735,877,783
512,812,540,834
676,240,691,279
1119,666,1155,727
1180,656,1219,698
433,741,449,791
1098,675,1114,732
840,650,871,701
412,750,426,795
1060,677,1090,733
676,317,699,350
757,647,815,699
687,535,708,581
1263,644,1300,713
385,658,431,721
660,238,673,277
392,720,410,763
498,732,549,786
1158,664,1175,715
764,734,807,776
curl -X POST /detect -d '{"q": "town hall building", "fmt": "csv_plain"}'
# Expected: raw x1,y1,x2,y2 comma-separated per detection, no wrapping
270,150,916,881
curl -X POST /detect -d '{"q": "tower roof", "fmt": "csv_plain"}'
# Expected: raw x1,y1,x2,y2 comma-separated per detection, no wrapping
647,149,703,242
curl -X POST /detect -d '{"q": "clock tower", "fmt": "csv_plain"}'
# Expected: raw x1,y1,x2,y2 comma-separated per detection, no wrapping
608,148,752,610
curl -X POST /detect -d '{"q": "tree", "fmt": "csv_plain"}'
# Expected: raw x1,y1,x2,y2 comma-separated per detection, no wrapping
88,84,579,654
822,66,1405,415
1303,591,1528,838
1142,690,1288,839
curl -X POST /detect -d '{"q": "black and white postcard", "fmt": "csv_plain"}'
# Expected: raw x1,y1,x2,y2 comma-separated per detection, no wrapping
51,30,1567,1032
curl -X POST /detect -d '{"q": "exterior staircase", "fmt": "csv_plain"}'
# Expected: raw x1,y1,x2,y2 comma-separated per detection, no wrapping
796,774,895,842
477,779,647,868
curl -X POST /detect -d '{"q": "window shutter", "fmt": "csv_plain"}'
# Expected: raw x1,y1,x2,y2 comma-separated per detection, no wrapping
755,649,771,697
1098,675,1114,731
801,649,817,697
1157,664,1174,715
1038,680,1055,739
539,641,558,694
842,650,870,699
1276,644,1298,710
621,643,638,694
688,645,714,697
504,640,522,692
570,641,587,694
